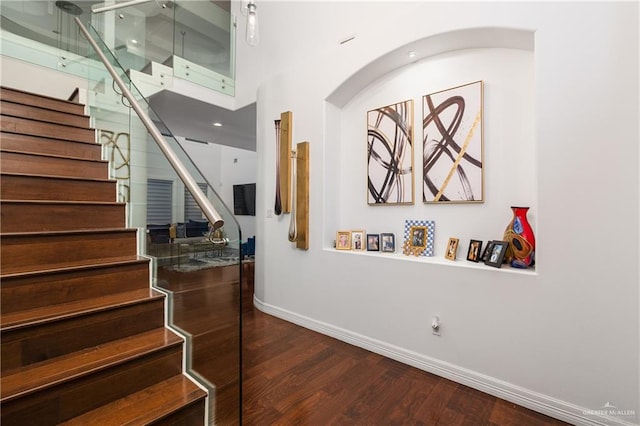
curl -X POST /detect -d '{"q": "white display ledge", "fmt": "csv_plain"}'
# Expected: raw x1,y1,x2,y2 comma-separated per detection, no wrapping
323,247,537,276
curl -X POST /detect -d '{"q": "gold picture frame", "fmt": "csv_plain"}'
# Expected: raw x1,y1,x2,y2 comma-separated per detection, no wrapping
445,237,460,260
409,226,428,249
351,230,366,251
422,81,484,203
336,231,351,250
367,99,415,205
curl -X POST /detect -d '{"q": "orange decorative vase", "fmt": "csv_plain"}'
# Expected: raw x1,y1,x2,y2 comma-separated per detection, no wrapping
503,206,535,268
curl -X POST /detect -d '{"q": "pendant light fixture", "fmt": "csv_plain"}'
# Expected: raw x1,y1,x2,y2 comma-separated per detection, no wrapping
245,0,259,47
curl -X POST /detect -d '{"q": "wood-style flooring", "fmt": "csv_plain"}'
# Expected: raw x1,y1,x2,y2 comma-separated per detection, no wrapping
161,263,569,425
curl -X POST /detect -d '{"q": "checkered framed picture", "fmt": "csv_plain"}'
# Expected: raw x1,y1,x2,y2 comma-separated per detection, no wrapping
403,219,435,256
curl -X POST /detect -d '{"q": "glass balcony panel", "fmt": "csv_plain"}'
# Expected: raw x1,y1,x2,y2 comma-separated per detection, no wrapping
1,1,89,56
1,0,234,94
82,21,242,425
173,0,233,78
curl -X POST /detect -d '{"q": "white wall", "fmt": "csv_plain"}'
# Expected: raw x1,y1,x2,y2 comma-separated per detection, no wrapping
180,139,258,240
220,146,258,240
334,48,534,249
0,56,87,99
250,2,639,425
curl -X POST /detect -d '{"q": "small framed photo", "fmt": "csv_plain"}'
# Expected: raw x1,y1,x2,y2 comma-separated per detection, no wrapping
336,231,351,250
351,230,365,251
466,239,483,262
445,237,459,260
485,240,508,268
366,234,380,251
409,225,428,249
380,233,396,253
480,240,494,263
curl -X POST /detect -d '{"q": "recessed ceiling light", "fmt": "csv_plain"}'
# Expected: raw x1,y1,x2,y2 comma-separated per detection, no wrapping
408,51,417,59
213,122,223,127
130,39,138,45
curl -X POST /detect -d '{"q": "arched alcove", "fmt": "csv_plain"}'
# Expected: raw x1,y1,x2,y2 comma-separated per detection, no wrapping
323,27,536,272
327,27,534,108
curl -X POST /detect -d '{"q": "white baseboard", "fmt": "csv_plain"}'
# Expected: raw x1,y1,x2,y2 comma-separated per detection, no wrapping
253,295,637,426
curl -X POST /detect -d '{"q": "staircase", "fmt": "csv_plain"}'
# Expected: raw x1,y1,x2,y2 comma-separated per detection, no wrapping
0,87,207,424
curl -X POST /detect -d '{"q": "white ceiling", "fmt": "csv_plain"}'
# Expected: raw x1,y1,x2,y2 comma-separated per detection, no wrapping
149,90,256,151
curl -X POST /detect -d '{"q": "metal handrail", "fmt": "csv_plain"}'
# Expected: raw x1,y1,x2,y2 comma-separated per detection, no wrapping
74,17,224,230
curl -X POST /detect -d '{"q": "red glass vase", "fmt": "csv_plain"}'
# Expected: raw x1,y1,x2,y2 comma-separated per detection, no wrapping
503,206,535,268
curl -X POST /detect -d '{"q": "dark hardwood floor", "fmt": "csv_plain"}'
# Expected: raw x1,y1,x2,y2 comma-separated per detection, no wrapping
160,262,568,425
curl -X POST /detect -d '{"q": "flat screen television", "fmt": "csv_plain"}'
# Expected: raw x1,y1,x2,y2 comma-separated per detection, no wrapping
233,183,256,216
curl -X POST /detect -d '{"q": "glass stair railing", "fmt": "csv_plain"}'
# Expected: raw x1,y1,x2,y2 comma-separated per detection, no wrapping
76,17,242,426
0,0,235,95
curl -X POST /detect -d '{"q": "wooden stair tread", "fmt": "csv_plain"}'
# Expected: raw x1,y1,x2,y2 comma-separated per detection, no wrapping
0,171,115,184
0,148,107,164
0,115,95,143
1,87,85,115
0,200,125,207
1,99,89,119
0,257,149,280
0,255,140,276
0,327,183,402
0,132,102,161
59,375,207,425
1,109,91,130
0,227,136,237
1,100,90,128
0,130,101,146
1,288,164,331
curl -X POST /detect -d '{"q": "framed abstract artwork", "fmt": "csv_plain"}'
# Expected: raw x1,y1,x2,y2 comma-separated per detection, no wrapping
422,81,484,203
367,99,414,205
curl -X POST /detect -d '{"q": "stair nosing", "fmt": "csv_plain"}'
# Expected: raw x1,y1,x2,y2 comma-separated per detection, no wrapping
1,288,165,332
0,328,183,403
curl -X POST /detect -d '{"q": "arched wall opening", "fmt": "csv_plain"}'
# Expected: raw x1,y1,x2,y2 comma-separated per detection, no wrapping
323,28,536,270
